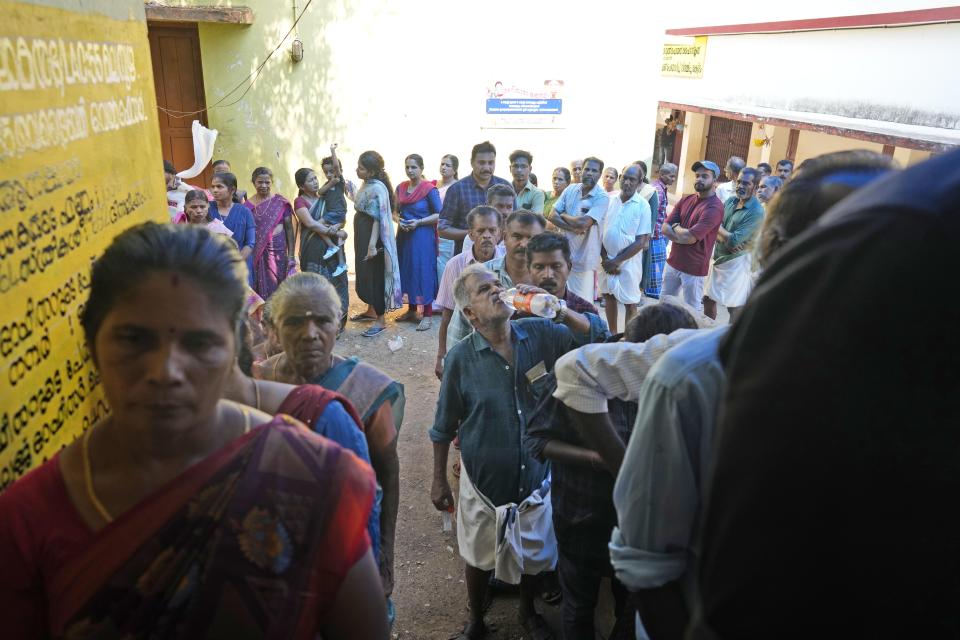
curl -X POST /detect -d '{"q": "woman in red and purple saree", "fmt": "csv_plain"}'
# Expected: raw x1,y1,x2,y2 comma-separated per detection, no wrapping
1,417,378,638
0,222,388,639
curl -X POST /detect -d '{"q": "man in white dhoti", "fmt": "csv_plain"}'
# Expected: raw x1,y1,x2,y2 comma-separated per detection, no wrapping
599,165,652,332
430,266,608,640
704,167,765,321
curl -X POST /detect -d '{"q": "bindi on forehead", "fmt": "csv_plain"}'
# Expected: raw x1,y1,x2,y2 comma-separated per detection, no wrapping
170,273,180,287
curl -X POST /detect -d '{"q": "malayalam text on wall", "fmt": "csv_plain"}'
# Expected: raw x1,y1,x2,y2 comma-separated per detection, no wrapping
0,1,166,490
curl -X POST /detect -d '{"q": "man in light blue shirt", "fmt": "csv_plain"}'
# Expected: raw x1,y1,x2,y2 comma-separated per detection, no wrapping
548,156,608,301
609,327,727,639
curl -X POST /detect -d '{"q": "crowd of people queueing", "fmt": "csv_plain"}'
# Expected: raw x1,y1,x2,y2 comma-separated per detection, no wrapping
421,143,958,640
1,140,957,640
163,145,455,338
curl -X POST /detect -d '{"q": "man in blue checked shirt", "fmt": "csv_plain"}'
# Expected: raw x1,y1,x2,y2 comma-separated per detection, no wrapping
439,141,510,256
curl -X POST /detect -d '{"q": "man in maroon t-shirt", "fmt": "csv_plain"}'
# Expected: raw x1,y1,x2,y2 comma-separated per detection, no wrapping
660,160,724,312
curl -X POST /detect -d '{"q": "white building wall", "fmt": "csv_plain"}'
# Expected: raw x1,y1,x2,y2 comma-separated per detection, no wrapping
190,0,952,198
197,0,668,192
658,23,960,129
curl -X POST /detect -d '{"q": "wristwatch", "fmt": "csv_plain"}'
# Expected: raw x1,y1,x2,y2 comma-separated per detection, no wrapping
553,299,568,324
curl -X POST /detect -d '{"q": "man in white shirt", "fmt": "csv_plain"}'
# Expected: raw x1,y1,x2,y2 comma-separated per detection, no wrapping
547,156,609,301
714,156,745,203
600,165,652,332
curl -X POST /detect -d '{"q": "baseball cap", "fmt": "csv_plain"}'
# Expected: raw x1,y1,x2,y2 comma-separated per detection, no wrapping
692,160,721,178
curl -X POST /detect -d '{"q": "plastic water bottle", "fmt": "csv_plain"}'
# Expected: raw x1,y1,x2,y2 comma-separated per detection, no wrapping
499,288,561,319
441,504,454,532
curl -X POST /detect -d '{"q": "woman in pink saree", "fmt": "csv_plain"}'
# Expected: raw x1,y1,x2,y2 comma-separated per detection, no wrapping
244,166,297,298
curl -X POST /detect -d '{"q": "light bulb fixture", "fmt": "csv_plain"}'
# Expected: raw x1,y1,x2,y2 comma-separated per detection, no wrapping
290,37,304,63
753,124,772,147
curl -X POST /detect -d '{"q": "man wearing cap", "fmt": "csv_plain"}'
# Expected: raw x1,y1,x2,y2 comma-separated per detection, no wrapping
659,161,724,312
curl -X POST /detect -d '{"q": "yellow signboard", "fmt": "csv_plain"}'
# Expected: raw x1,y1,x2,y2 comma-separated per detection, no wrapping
661,36,708,78
0,1,166,490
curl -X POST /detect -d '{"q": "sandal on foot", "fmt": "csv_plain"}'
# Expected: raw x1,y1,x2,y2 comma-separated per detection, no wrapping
349,313,376,322
323,245,341,259
361,325,386,338
448,620,489,640
331,264,347,277
416,317,432,331
520,614,554,640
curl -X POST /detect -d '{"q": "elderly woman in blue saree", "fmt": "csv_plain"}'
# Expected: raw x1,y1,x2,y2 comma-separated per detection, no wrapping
254,272,405,615
350,150,402,337
394,153,441,331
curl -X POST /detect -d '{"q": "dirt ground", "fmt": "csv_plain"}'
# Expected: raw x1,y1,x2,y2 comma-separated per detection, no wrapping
338,288,630,640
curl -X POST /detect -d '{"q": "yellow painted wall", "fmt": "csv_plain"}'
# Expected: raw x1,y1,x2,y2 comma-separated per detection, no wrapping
892,147,932,167
184,0,663,204
0,0,167,488
674,112,708,196
760,124,793,168
794,130,885,166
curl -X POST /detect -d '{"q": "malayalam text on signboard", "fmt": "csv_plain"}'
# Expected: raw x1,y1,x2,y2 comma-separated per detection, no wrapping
0,1,167,490
661,36,708,78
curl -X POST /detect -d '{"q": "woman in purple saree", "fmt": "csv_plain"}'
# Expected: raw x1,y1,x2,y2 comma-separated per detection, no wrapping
244,166,297,298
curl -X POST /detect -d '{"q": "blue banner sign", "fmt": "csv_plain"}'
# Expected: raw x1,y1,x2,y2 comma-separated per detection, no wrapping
486,98,562,115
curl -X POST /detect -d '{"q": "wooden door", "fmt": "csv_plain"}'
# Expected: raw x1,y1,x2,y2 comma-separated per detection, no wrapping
148,23,214,188
704,116,753,181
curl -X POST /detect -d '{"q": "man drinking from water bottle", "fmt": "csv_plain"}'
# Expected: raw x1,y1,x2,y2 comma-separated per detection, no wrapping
429,265,607,640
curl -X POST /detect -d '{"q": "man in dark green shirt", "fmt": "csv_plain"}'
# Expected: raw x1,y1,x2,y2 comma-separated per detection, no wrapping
430,264,607,639
704,167,764,321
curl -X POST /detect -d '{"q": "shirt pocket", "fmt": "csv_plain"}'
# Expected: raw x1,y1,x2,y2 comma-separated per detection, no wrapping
526,370,554,406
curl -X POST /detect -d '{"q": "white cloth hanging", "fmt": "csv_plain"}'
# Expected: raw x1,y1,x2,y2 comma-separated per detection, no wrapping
175,120,218,180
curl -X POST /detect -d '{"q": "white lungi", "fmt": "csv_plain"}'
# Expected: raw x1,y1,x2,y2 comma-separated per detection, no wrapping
567,269,597,302
457,462,557,584
705,253,754,307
